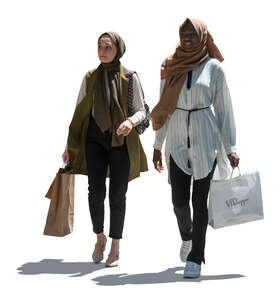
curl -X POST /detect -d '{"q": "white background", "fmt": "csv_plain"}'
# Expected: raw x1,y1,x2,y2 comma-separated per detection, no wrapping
1,0,279,299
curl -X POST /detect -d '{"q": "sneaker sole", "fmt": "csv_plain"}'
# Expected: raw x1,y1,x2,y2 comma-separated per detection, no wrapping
183,273,201,279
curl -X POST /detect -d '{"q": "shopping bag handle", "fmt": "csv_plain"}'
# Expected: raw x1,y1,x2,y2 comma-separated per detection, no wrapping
230,166,241,178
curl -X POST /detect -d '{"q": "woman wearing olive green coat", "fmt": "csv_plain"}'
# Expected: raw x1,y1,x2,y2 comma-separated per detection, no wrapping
62,32,148,267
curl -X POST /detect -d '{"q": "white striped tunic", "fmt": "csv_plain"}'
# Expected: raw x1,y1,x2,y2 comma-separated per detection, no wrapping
153,57,236,181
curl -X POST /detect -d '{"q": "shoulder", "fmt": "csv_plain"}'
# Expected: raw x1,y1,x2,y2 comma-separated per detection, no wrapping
124,68,139,83
161,55,173,67
161,55,172,72
85,68,97,79
83,68,98,87
205,58,225,78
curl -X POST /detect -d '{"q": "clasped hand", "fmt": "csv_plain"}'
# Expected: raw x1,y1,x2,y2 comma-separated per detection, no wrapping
116,119,133,136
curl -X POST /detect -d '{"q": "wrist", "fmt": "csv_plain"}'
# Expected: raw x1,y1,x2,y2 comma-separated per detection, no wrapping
126,118,134,127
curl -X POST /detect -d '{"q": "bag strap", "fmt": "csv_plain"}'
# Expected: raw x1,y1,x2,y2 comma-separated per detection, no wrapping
126,71,145,99
230,166,241,178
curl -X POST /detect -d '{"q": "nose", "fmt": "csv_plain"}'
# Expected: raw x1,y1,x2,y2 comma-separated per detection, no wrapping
99,47,105,55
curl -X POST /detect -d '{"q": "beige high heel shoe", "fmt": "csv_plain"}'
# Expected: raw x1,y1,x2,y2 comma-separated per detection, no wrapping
92,239,107,263
105,252,120,267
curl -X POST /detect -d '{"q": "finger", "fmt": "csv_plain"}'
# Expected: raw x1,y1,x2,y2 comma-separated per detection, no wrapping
117,128,125,135
154,162,159,171
156,165,162,172
154,161,160,171
122,124,129,130
121,127,129,134
122,130,129,136
118,126,125,132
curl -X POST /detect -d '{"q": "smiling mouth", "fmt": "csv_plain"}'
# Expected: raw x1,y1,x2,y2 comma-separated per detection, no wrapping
183,42,192,48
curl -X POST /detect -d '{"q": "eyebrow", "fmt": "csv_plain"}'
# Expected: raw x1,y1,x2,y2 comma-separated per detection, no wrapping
98,42,112,46
181,30,196,34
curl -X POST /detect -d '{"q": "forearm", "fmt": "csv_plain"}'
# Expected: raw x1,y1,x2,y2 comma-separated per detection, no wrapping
153,116,169,150
128,73,146,126
213,73,237,154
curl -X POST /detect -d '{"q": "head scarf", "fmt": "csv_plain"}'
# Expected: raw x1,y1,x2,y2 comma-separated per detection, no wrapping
93,31,127,147
98,31,126,67
151,18,224,130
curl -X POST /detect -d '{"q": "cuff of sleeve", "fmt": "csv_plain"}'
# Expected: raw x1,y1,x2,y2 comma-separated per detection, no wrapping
225,145,237,155
127,116,137,127
153,141,163,151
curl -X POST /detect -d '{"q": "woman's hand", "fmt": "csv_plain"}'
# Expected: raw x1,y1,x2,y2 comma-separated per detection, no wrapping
116,119,133,136
153,149,164,172
62,150,69,164
227,153,240,169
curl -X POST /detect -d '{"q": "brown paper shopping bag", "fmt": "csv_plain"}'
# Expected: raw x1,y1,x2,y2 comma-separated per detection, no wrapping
44,167,75,236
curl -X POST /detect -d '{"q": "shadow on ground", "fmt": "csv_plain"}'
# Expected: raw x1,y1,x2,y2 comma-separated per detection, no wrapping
92,267,245,285
17,260,245,283
17,259,105,277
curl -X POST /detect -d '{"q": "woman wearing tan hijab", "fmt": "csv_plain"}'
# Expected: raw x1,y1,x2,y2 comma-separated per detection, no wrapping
152,18,239,278
62,32,148,267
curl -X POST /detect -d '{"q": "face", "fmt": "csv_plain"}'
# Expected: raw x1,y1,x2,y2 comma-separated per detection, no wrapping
98,35,117,63
180,23,199,49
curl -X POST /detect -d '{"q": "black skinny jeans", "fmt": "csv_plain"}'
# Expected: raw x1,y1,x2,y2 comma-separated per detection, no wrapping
170,155,217,265
85,137,130,240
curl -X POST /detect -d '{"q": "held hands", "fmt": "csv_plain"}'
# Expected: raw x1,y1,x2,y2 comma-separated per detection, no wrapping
62,150,69,164
153,149,164,172
116,119,133,136
227,153,240,169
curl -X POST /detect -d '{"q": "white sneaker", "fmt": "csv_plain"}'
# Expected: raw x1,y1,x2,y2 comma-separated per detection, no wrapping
180,240,192,262
183,261,201,278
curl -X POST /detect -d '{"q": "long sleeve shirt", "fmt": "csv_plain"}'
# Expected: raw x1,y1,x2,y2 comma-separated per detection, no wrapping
66,72,146,150
153,57,236,180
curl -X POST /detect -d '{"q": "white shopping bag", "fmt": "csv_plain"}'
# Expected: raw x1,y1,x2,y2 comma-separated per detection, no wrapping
208,168,264,229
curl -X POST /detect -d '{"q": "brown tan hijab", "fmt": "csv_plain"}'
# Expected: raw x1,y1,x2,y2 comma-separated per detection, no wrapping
151,18,224,130
94,32,126,147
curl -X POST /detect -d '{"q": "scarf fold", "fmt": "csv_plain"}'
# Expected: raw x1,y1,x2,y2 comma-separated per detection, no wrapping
151,18,224,130
93,31,126,147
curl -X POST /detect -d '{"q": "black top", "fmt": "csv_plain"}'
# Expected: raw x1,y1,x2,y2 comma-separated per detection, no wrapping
86,114,112,150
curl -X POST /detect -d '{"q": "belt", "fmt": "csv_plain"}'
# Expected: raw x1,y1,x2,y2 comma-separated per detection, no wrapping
175,106,210,168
